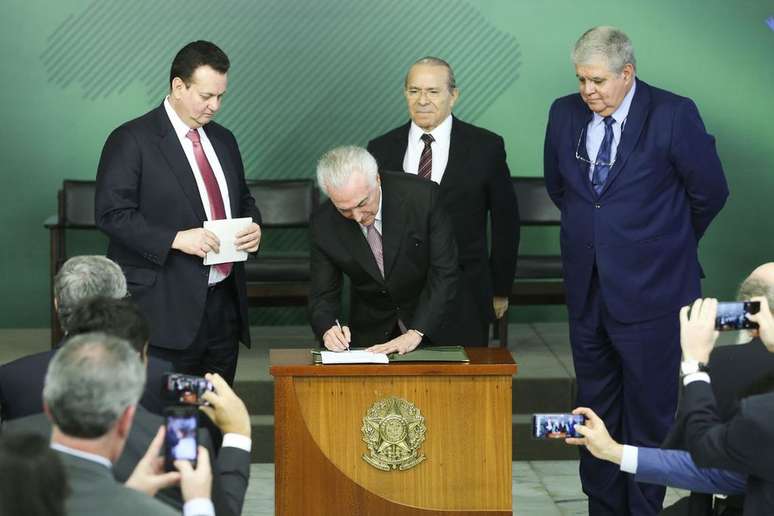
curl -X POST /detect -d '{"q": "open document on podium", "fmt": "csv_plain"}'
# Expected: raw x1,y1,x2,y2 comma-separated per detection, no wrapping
312,346,469,364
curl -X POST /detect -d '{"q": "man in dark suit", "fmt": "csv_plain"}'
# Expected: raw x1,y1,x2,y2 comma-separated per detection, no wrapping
95,40,261,385
41,333,214,516
679,296,774,515
543,26,729,515
367,57,519,346
0,256,169,421
309,145,458,354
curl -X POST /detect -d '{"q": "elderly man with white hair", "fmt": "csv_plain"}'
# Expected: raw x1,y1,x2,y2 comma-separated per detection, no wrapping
308,145,458,355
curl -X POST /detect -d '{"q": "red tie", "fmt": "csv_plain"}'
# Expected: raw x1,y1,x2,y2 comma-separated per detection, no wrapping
417,133,434,180
186,129,232,277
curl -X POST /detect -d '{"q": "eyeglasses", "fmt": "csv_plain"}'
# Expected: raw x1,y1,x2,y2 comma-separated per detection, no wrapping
575,125,616,168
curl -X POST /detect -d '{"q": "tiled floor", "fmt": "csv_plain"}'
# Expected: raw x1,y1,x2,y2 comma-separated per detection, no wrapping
243,461,687,515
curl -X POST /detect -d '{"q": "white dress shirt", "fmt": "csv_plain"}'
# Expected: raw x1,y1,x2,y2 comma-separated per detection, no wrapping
358,185,383,237
164,97,232,285
402,114,453,184
585,80,637,181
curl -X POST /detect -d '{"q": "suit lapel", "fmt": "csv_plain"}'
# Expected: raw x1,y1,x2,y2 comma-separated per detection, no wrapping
385,123,410,171
334,213,384,284
441,117,470,189
599,80,650,197
572,105,596,199
204,125,240,216
155,107,207,222
380,181,405,279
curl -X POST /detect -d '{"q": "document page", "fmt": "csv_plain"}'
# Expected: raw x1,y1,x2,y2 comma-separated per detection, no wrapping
203,217,253,265
320,350,389,364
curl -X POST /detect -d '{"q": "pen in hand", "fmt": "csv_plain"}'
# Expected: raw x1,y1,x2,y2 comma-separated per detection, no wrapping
335,319,350,351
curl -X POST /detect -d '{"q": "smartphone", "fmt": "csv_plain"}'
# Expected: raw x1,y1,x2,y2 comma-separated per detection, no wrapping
532,413,585,439
161,373,214,405
164,406,198,471
715,301,760,331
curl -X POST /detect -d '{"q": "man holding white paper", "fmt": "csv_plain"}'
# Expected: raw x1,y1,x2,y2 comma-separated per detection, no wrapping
95,41,261,384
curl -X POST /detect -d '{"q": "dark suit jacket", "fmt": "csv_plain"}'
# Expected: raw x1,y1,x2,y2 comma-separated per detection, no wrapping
681,381,774,514
95,104,261,350
0,350,171,420
367,117,519,345
664,339,774,449
308,171,458,346
56,451,180,516
544,79,728,322
3,407,250,516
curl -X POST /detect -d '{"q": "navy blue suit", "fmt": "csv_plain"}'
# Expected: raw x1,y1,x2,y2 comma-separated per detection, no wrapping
544,79,728,515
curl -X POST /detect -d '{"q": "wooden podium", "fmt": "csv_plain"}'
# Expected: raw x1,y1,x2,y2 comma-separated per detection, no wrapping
270,348,517,515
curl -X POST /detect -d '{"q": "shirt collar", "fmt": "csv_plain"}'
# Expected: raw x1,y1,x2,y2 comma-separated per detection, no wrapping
164,96,200,140
591,78,637,128
51,442,113,470
358,184,383,230
408,114,453,145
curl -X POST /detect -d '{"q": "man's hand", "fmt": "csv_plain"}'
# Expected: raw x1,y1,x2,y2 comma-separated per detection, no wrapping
199,373,251,437
493,296,509,319
747,296,774,351
235,222,261,253
175,446,212,503
679,298,719,364
323,324,351,351
125,426,181,496
565,407,624,465
365,330,422,355
172,228,220,257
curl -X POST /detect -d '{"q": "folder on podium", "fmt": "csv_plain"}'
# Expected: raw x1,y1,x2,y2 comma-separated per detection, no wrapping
270,347,517,515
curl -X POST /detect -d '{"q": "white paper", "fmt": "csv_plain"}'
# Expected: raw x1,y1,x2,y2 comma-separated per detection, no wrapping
203,217,252,265
320,350,389,364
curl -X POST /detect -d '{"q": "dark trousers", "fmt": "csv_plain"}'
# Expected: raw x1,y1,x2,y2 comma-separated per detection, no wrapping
149,275,241,385
571,272,681,516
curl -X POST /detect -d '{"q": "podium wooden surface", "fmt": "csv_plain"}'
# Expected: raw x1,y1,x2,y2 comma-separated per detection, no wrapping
270,347,517,515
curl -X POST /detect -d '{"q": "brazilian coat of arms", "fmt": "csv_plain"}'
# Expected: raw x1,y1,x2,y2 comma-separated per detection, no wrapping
361,396,427,471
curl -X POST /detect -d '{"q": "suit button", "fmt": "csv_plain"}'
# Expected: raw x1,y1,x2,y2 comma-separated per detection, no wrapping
586,243,593,249
380,289,387,295
384,331,390,337
594,203,601,209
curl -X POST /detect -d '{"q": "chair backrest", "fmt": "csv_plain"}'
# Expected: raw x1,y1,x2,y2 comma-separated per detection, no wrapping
512,177,560,226
246,179,318,228
61,180,97,227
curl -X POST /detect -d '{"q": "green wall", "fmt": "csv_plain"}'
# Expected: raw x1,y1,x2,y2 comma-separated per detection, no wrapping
2,0,772,328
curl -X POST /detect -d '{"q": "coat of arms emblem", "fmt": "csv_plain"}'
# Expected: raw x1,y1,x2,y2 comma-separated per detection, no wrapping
361,396,426,471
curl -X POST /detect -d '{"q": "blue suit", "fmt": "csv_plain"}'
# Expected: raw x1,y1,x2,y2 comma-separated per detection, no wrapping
544,78,728,516
635,447,745,495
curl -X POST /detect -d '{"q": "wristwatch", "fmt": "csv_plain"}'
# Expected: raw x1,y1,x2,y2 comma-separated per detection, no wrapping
681,359,709,376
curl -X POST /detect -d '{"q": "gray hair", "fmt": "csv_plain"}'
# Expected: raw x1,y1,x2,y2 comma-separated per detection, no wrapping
316,146,378,196
738,277,774,315
404,56,457,91
54,256,127,333
43,333,145,438
572,26,636,73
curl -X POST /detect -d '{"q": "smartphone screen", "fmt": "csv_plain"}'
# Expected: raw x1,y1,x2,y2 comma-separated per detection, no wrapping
715,301,760,331
164,408,198,471
162,373,214,405
532,413,585,439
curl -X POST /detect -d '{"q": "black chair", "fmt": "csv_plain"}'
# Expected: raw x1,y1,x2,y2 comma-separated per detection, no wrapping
495,177,565,347
243,179,319,308
45,180,97,346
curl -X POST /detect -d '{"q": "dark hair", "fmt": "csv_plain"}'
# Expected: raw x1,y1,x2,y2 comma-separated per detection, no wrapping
169,40,230,88
0,433,69,516
66,297,149,354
